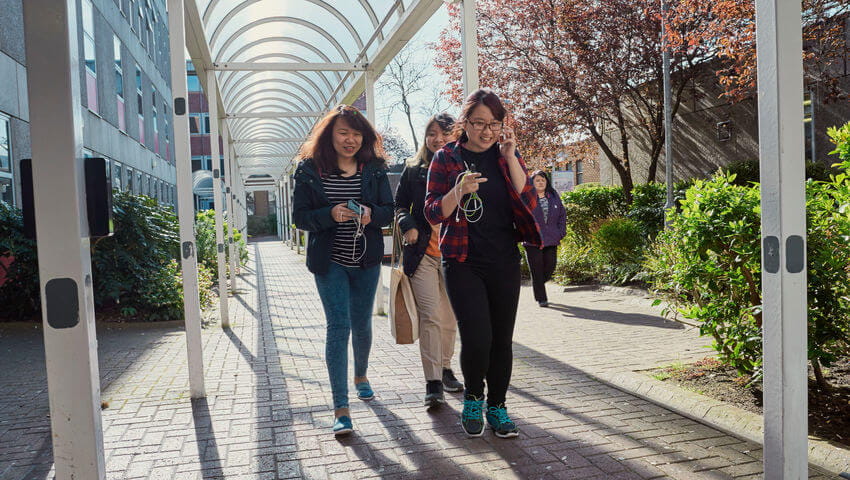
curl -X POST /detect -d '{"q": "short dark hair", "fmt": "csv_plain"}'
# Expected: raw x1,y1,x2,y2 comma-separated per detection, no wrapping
297,104,386,175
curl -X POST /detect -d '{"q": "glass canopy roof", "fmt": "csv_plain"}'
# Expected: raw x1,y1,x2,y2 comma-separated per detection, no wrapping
191,0,438,180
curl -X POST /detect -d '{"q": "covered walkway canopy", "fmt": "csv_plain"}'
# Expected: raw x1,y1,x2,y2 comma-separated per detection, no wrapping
19,0,809,478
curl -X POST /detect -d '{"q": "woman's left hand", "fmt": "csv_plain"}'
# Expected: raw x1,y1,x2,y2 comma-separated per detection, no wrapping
500,126,517,160
360,205,372,226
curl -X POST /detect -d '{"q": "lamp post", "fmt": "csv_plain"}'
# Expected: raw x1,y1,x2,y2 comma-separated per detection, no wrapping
661,0,674,224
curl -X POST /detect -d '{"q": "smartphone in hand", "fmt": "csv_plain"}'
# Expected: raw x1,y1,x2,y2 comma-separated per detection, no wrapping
347,199,362,215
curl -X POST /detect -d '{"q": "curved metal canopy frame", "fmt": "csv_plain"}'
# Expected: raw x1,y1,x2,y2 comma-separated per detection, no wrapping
191,0,443,179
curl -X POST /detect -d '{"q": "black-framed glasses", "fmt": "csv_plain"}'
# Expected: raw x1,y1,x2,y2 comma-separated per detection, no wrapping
466,120,503,132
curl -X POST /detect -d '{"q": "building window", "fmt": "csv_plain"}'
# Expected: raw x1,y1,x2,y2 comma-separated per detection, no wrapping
0,114,13,206
136,170,142,195
137,5,145,44
146,15,155,58
112,160,122,191
136,65,145,144
152,87,159,155
125,167,134,193
114,36,126,132
82,0,98,113
804,90,815,163
187,74,200,92
163,102,170,162
576,160,584,185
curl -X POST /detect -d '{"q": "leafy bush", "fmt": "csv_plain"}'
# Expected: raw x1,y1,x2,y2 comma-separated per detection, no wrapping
247,214,277,236
552,231,595,284
0,192,217,322
195,209,248,274
647,159,850,379
0,202,40,318
561,185,628,239
645,173,764,374
591,217,645,285
725,158,833,186
627,183,667,239
806,177,850,373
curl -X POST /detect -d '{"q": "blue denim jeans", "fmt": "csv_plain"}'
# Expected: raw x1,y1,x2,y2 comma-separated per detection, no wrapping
314,262,380,409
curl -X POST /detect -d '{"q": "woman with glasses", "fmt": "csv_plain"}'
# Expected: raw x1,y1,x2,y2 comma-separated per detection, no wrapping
394,113,464,410
292,105,394,436
424,89,541,438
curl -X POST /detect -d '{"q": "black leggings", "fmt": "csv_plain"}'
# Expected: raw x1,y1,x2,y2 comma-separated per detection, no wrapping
443,258,521,406
525,245,558,302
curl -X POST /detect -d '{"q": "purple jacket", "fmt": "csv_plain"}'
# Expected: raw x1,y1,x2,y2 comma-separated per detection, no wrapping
524,191,566,248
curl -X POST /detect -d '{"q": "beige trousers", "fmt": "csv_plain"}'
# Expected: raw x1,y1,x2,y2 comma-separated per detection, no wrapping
409,254,457,381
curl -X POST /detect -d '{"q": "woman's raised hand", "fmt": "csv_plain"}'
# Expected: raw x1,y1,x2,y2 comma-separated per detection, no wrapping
458,172,487,195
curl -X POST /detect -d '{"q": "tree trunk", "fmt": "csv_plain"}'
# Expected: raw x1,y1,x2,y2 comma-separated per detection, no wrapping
812,358,831,391
401,93,418,152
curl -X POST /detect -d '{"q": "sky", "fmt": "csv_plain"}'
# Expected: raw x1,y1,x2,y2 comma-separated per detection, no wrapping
373,5,452,156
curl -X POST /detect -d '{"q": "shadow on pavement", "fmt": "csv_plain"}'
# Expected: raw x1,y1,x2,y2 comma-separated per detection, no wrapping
544,302,685,330
190,397,225,479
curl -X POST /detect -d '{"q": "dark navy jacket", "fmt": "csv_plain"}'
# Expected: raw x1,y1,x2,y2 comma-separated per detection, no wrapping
394,160,432,277
292,158,394,275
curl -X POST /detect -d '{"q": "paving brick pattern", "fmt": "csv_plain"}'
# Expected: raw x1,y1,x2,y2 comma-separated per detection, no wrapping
0,238,835,479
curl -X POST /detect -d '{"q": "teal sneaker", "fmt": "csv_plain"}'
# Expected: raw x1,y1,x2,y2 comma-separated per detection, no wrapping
461,394,485,437
333,415,353,436
486,403,519,438
355,381,374,401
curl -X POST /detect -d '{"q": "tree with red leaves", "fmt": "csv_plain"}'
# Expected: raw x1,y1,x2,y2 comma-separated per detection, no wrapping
665,0,850,103
433,0,709,200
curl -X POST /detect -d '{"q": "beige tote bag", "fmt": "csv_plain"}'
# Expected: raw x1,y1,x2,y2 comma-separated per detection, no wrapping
388,222,419,344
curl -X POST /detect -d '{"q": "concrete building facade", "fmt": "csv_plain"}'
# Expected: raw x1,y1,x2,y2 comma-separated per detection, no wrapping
0,0,177,209
598,61,850,187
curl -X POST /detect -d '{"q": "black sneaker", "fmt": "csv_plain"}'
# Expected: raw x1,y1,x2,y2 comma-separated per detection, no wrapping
424,380,445,409
442,368,463,392
486,403,519,438
461,394,485,437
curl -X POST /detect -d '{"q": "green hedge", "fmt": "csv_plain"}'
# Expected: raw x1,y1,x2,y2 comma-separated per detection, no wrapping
644,124,850,380
195,209,248,274
0,192,218,321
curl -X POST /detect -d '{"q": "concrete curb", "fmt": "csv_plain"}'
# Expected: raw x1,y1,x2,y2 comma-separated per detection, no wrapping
590,369,850,476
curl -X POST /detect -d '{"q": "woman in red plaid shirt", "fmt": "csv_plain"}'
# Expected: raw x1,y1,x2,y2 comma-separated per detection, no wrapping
424,89,541,438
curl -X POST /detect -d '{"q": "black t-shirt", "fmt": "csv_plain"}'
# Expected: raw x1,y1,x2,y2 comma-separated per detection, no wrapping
461,145,517,264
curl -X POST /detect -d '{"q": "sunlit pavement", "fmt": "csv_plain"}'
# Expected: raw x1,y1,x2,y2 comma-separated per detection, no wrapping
0,238,834,479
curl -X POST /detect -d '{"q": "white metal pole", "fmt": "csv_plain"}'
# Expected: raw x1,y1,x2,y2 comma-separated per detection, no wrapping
22,1,106,477
365,70,386,315
460,0,479,97
206,71,229,328
277,183,284,240
167,0,205,398
661,0,674,217
223,127,238,294
755,0,807,477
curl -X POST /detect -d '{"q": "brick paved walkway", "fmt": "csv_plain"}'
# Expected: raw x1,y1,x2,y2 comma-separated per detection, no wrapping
0,238,835,479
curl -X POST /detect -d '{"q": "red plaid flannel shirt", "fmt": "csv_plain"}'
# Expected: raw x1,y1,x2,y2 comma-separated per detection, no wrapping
424,141,542,262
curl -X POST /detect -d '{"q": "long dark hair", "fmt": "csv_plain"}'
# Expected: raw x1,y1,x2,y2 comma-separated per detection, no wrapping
531,170,558,198
297,104,386,176
409,112,456,166
453,88,506,143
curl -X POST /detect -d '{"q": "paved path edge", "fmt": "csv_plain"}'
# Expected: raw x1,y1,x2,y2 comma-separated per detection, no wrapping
590,369,850,476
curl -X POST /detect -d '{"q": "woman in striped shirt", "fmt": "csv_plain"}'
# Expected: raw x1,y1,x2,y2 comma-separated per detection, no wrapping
292,105,394,436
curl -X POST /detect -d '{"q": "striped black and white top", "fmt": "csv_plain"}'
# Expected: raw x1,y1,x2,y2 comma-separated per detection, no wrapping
323,172,364,267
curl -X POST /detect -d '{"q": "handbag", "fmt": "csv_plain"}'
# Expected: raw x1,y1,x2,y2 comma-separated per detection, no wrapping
388,222,419,344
